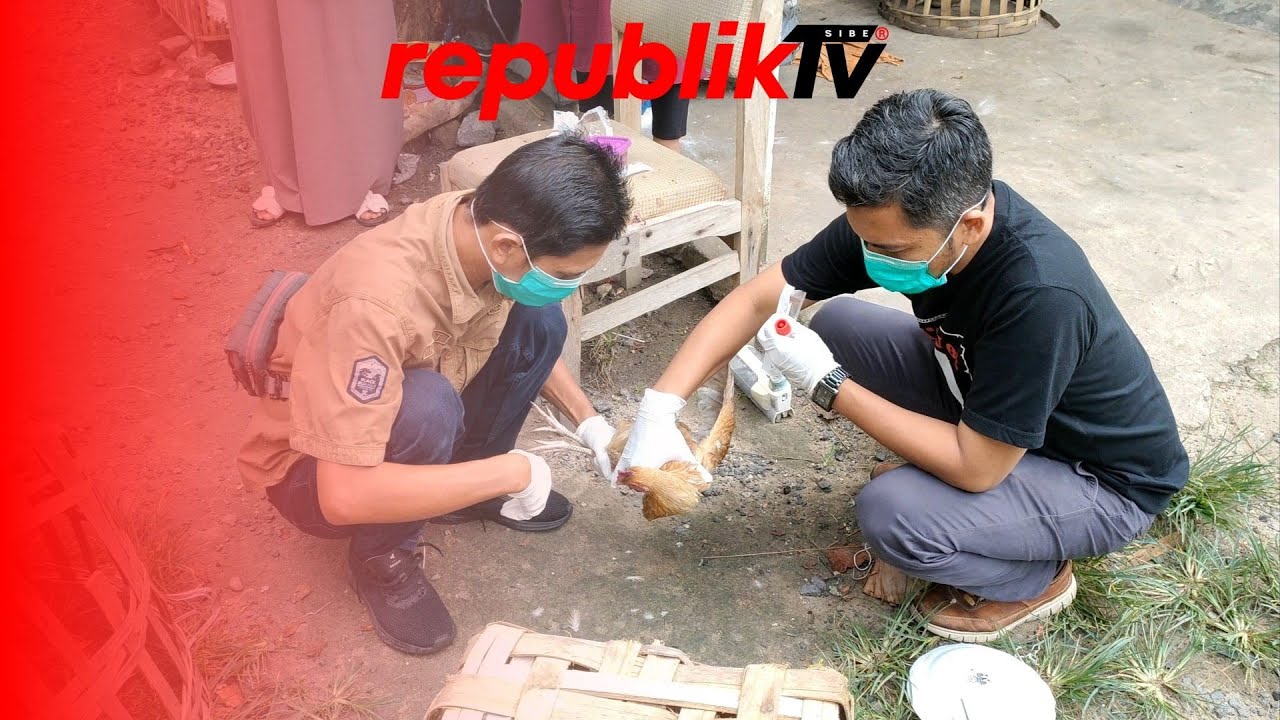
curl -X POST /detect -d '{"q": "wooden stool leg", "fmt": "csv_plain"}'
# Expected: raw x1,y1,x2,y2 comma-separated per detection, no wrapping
439,161,453,193
561,288,584,382
622,264,644,289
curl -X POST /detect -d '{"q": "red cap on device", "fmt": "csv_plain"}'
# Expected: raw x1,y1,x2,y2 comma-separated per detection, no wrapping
774,318,792,336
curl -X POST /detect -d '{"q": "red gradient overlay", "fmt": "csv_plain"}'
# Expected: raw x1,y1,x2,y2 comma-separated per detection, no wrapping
7,2,84,717
5,2,189,717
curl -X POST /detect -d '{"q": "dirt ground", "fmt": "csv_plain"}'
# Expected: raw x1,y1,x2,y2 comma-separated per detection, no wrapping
40,0,1279,718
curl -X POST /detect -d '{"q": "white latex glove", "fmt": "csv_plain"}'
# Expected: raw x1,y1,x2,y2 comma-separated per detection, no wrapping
610,389,712,486
756,314,841,396
575,415,616,481
502,449,551,521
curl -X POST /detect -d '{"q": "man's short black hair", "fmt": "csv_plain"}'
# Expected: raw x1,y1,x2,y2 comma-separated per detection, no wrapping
828,89,993,233
472,133,633,258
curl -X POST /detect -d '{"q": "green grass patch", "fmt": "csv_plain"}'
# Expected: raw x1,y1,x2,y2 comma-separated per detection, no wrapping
1158,430,1277,541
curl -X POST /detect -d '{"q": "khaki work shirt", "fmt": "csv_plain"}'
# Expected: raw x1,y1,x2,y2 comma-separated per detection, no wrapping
237,191,510,492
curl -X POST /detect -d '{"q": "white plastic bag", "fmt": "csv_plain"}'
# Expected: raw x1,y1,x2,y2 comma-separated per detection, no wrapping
578,106,613,137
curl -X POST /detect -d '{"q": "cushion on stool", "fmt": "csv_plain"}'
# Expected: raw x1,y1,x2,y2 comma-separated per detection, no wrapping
444,124,729,222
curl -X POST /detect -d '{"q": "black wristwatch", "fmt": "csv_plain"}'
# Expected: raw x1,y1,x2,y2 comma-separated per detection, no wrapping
811,367,850,413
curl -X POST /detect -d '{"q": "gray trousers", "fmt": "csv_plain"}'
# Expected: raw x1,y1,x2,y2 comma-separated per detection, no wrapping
810,297,1154,601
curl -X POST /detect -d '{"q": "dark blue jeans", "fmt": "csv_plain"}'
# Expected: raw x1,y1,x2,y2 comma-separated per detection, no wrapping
266,302,567,559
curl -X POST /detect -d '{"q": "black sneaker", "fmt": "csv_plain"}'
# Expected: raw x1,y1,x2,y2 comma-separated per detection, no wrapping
429,490,573,532
347,546,455,655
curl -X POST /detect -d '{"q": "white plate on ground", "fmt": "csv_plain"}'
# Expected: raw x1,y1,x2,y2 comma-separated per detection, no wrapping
206,62,236,88
907,644,1055,720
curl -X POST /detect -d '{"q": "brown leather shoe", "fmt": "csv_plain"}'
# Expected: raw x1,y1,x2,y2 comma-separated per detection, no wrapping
915,561,1077,643
869,461,904,479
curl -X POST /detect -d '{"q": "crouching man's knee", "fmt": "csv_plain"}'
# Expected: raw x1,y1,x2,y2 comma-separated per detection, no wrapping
854,468,947,572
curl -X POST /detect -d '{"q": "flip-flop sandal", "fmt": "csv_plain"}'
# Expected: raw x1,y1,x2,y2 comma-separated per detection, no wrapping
355,191,390,227
249,186,286,228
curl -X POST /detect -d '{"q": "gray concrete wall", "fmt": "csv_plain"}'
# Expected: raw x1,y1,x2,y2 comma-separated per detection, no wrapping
681,0,1279,429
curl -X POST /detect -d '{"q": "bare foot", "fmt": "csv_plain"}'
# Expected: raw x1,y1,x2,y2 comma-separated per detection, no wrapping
655,137,683,154
862,557,910,605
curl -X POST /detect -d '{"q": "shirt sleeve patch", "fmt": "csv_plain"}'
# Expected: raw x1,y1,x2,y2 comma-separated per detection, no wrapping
347,356,389,403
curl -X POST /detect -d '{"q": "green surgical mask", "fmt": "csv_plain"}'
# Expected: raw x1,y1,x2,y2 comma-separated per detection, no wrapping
861,199,984,295
472,211,583,307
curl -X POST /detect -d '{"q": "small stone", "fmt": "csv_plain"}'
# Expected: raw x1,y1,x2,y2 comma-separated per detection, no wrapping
817,479,833,492
429,118,462,149
399,196,413,205
640,267,655,280
1272,690,1280,702
874,448,889,462
595,283,613,298
675,524,689,535
781,485,792,495
1260,515,1273,523
129,49,163,75
177,48,220,78
158,35,192,59
799,577,828,597
228,576,244,592
457,111,496,148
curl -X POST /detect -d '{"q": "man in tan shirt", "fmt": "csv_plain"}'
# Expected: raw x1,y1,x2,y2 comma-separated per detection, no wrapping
237,134,632,655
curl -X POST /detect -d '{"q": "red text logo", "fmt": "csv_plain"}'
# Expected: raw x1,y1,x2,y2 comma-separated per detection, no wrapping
383,24,888,121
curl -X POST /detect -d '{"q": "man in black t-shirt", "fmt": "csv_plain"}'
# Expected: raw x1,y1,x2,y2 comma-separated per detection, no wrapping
612,89,1189,643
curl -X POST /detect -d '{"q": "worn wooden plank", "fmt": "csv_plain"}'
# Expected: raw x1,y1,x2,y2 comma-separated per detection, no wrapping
558,670,739,713
439,159,454,193
622,265,645,289
736,664,785,720
561,289,583,381
800,699,825,720
583,201,740,284
512,634,607,670
581,253,739,339
600,640,644,677
733,0,781,283
637,654,682,682
549,691,680,720
613,27,644,131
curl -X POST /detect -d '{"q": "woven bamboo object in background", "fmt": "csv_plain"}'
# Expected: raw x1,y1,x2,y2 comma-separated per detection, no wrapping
154,0,229,51
879,0,1042,39
15,426,209,719
427,623,853,720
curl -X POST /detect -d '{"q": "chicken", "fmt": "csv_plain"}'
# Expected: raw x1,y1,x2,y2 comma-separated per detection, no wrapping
608,373,736,520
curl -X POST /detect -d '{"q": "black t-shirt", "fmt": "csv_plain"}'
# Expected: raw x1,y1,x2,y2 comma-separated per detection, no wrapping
781,180,1189,515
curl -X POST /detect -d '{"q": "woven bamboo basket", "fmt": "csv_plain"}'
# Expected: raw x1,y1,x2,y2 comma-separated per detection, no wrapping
15,425,209,719
879,0,1042,39
154,0,229,50
426,623,853,720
